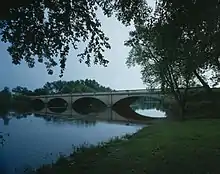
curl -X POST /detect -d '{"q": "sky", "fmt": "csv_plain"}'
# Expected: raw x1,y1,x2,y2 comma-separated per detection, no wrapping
0,0,156,91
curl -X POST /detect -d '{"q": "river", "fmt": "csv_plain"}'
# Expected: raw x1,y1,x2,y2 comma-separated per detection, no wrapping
0,108,165,174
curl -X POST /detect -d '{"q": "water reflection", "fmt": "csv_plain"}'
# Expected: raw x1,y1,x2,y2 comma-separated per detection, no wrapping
1,97,166,127
0,113,143,174
136,109,166,118
0,98,167,174
131,97,166,118
3,117,10,126
34,113,97,127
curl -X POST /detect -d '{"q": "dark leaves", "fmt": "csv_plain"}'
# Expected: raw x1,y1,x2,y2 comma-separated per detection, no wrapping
0,0,150,76
0,0,108,76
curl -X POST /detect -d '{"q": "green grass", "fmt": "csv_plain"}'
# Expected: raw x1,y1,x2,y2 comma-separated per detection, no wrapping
36,119,220,174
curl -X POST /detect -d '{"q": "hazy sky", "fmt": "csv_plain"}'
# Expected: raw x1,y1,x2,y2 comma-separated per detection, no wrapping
0,0,155,90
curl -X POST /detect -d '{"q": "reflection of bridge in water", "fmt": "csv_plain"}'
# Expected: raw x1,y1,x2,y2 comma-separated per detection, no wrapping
30,89,163,123
33,108,157,125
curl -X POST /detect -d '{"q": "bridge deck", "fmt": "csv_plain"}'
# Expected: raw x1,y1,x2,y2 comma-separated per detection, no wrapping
30,89,161,98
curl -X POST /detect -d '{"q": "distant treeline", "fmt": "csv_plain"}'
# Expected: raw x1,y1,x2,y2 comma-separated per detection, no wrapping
0,87,32,114
0,79,113,114
10,79,113,96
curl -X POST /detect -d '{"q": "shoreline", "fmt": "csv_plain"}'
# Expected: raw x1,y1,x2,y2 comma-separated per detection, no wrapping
35,119,220,174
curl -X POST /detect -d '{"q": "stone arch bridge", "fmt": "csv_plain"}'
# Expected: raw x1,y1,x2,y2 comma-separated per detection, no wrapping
30,89,163,122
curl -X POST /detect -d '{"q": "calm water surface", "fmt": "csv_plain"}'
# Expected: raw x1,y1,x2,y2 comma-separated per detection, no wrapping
0,109,165,174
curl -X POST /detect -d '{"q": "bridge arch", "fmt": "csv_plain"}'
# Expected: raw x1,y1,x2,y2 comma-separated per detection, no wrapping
47,98,68,113
113,96,140,107
31,99,45,111
72,97,107,115
112,94,161,106
112,96,155,121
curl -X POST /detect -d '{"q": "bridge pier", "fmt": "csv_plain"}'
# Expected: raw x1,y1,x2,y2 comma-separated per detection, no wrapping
95,108,128,122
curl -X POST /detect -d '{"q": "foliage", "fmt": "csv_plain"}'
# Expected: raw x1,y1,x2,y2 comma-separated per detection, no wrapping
125,0,220,118
11,79,112,97
11,95,32,112
0,87,33,114
125,18,195,118
0,0,150,76
12,86,33,96
153,0,220,88
0,87,11,110
164,88,220,120
0,79,112,112
37,79,112,95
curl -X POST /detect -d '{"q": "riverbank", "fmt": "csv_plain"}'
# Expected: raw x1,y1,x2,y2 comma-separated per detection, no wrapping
36,119,220,174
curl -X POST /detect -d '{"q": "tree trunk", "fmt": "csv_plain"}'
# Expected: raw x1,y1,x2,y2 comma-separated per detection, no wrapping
178,88,188,121
171,89,186,120
193,70,218,116
179,99,186,120
193,70,212,92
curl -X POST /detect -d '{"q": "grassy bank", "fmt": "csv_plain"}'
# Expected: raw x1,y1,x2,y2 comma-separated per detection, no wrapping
36,119,220,174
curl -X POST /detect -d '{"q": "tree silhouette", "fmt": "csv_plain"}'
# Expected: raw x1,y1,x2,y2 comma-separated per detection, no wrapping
0,0,149,76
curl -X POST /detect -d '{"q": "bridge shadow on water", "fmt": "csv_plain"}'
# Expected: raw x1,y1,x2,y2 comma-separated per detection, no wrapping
112,96,157,121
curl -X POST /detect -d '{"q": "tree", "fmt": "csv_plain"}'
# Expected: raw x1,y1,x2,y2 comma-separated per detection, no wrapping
43,82,54,94
33,79,112,95
125,0,220,118
1,87,10,94
33,88,49,96
0,0,150,76
12,86,33,95
153,0,220,90
0,87,12,110
125,19,195,119
60,85,73,94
